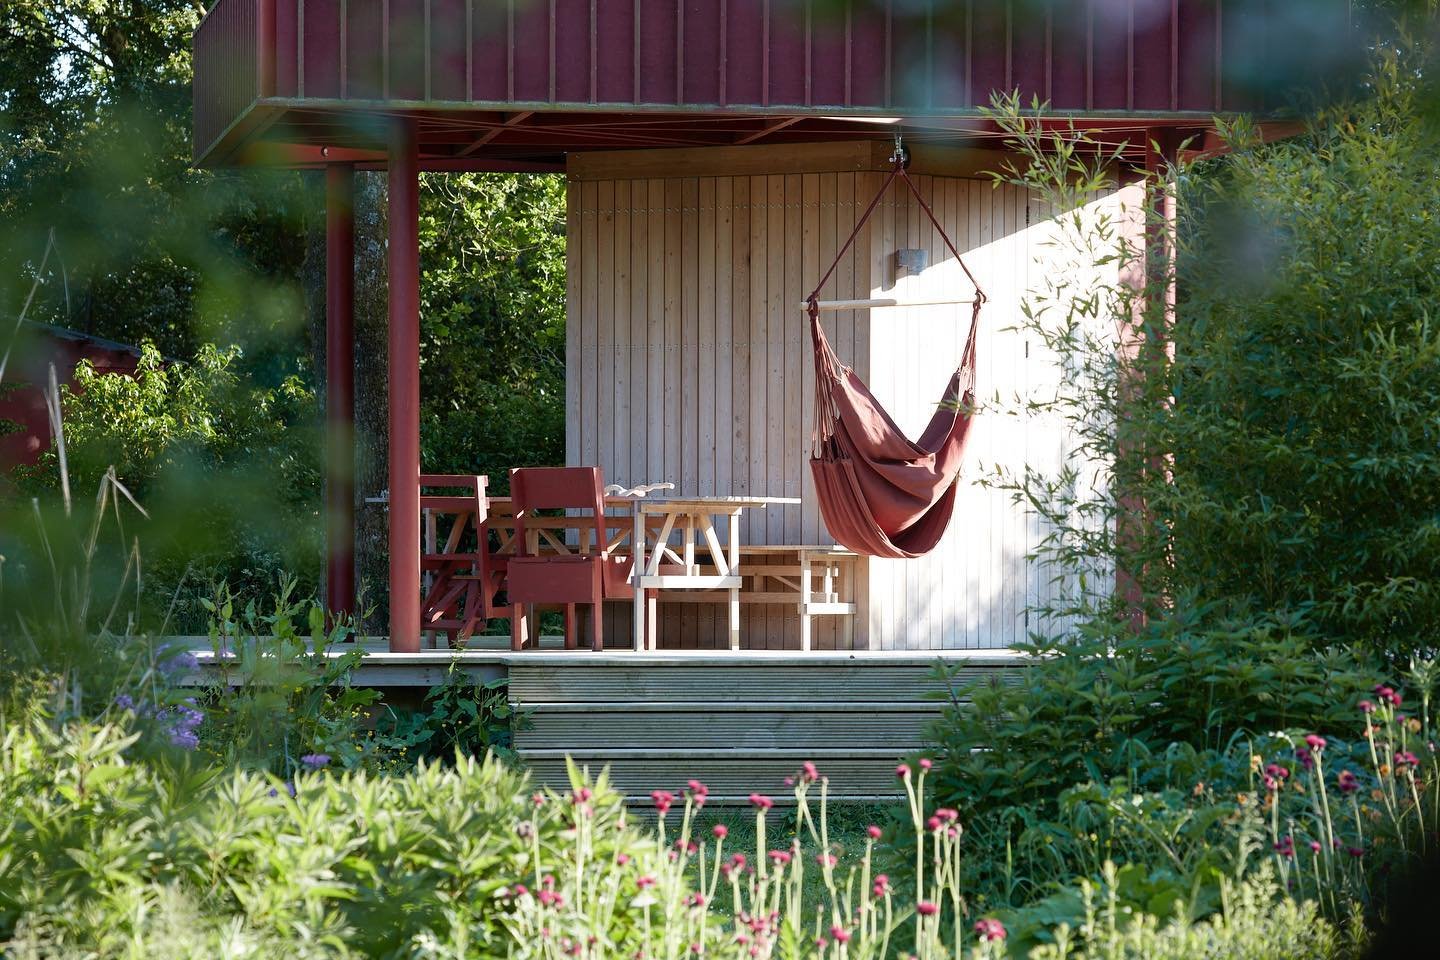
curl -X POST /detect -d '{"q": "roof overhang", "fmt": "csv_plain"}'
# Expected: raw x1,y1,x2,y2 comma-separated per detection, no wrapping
193,0,1352,171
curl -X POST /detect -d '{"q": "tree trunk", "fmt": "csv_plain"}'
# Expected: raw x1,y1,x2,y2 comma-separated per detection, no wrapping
352,171,390,635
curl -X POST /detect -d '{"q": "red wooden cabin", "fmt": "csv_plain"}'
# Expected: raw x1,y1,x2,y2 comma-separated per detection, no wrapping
191,0,1342,655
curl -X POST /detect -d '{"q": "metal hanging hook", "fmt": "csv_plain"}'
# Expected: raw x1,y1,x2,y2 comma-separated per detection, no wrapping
888,131,909,168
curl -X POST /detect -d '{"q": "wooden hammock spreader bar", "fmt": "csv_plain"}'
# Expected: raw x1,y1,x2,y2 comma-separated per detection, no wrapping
799,296,983,312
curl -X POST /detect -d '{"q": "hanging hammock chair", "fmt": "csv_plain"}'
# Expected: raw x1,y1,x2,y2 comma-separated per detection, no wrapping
805,151,985,559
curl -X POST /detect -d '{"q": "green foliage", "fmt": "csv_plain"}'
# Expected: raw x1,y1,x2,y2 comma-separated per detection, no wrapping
0,711,651,959
928,606,1375,818
419,173,568,485
195,579,381,778
20,342,323,627
1162,49,1440,660
376,667,521,765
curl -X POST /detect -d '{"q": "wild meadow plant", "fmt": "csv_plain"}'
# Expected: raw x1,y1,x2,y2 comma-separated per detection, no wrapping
500,759,1008,960
1259,664,1440,920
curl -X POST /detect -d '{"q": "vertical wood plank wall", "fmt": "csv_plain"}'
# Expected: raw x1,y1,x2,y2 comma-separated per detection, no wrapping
566,150,1120,650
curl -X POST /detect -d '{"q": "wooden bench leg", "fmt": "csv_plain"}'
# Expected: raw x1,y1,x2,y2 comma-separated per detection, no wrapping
798,551,812,652
563,604,578,650
510,606,527,651
591,601,604,651
728,586,741,651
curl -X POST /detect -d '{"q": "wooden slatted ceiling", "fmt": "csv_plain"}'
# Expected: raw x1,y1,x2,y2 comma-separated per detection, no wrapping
567,144,1119,651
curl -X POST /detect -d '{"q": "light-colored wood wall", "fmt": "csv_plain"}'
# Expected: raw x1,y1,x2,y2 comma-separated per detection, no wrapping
565,143,1123,650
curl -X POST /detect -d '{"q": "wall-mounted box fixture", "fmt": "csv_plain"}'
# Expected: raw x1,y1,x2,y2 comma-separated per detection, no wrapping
895,248,928,274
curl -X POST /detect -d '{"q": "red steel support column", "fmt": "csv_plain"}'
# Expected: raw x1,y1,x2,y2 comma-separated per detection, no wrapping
325,163,356,620
387,120,422,652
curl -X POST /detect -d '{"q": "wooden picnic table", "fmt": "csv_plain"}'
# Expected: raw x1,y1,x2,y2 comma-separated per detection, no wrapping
631,496,801,652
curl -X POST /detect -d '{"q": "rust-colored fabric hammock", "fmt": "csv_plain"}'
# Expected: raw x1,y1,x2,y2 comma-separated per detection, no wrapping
806,157,984,559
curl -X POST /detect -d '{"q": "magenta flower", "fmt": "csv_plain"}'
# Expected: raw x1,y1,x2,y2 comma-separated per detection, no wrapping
636,875,657,889
1304,734,1327,752
749,793,774,810
974,919,1007,943
1274,835,1295,859
713,824,729,839
1337,769,1360,794
814,937,829,951
800,761,819,783
768,849,792,866
1374,684,1402,707
926,815,941,832
1294,747,1314,771
895,763,911,779
1264,763,1290,781
829,926,851,944
616,853,630,866
1309,840,1322,854
1359,699,1375,714
1349,846,1365,858
816,853,837,868
916,901,939,916
867,824,883,840
1395,750,1420,771
872,874,890,897
918,758,933,771
652,790,676,814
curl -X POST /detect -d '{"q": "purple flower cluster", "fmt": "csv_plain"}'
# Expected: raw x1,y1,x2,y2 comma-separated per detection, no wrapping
156,699,204,750
300,753,331,770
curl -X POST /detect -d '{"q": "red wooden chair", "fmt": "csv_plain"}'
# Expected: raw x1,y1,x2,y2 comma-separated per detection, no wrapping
419,474,509,646
507,466,640,651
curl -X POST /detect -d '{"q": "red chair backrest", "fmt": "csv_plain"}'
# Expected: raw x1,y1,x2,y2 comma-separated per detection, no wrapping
509,466,607,556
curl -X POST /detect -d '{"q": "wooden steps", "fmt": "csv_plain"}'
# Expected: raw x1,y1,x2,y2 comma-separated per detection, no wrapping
508,653,1022,803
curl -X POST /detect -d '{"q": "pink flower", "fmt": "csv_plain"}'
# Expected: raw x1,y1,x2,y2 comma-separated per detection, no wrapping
801,761,819,783
1295,747,1314,771
1274,835,1295,859
1308,840,1322,854
749,793,774,810
926,815,941,831
636,875,657,889
687,893,707,907
816,853,837,868
1359,700,1375,714
918,758,933,771
1304,734,1327,752
974,919,1007,942
829,926,851,944
1374,684,1401,707
1337,770,1360,794
534,792,548,806
1395,750,1420,771
511,884,530,897
616,853,631,866
867,824,882,840
652,790,676,814
768,849,792,865
916,901,939,916
814,937,829,951
895,763,911,779
935,808,959,822
872,874,890,897
1264,764,1290,781
713,824,729,839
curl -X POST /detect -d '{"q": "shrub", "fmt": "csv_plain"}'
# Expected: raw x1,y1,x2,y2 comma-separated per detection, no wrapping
18,341,323,628
0,712,655,958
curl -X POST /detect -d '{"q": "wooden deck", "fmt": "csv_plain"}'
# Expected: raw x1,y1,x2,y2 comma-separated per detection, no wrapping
190,638,1026,803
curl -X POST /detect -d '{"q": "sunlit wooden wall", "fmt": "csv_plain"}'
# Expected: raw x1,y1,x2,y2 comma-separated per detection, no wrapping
565,142,1124,650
